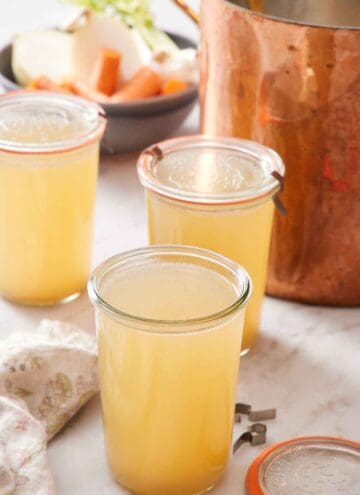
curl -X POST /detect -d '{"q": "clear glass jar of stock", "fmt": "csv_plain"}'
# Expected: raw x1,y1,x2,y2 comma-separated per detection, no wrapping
0,91,106,305
88,245,251,495
137,136,285,354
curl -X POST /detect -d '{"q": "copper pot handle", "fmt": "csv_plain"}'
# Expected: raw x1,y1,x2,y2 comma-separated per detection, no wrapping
172,0,200,24
248,0,265,13
172,0,264,24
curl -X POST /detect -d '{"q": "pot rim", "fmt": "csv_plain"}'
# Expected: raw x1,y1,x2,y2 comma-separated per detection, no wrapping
225,0,360,31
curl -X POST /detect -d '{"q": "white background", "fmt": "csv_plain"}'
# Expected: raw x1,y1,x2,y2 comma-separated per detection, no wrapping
0,0,200,46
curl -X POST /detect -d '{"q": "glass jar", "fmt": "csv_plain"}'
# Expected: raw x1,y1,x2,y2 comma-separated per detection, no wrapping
88,245,251,495
0,91,106,305
137,135,285,354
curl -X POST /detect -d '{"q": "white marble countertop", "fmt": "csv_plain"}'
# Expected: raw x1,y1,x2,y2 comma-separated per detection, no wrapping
1,2,359,494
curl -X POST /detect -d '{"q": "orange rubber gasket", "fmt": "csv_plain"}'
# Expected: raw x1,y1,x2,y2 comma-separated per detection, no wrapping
246,436,360,495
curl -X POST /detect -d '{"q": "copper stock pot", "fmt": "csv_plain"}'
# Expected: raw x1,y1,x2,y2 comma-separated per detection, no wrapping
193,0,360,305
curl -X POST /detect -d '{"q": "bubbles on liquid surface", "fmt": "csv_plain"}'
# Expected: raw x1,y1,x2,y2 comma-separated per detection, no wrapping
100,261,239,322
154,148,271,194
264,445,360,495
0,101,94,144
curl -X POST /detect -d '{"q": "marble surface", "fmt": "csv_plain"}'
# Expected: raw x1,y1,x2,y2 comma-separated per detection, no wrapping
1,2,359,494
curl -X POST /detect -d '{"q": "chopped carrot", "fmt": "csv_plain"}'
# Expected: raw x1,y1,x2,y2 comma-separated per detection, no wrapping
161,79,188,95
70,80,110,103
60,81,76,93
25,76,111,103
91,48,121,96
111,67,162,102
25,80,38,90
26,77,78,96
26,76,66,92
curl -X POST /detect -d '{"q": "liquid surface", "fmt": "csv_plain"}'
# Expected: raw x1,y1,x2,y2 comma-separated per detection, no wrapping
98,258,245,494
153,147,273,195
100,261,239,321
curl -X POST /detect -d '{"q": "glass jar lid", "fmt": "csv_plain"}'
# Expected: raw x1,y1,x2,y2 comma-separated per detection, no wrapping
246,436,360,495
137,135,285,205
0,91,106,154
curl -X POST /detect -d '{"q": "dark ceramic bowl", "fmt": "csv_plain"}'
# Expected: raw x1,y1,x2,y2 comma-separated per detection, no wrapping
0,32,198,154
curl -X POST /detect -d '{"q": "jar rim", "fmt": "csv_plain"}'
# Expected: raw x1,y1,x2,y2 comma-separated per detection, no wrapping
88,245,252,333
0,91,106,155
137,135,285,206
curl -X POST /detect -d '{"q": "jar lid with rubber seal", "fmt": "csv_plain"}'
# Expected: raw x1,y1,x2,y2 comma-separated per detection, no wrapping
246,436,360,495
137,135,286,208
0,90,106,155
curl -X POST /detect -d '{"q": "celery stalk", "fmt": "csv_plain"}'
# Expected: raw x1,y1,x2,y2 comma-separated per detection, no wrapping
66,0,179,52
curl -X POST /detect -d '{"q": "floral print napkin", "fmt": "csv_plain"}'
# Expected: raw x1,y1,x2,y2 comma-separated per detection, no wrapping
0,320,98,494
0,396,54,495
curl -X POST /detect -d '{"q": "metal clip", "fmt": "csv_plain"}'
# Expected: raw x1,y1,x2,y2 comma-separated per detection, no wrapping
233,425,267,453
271,170,287,216
234,412,242,423
248,423,267,434
233,431,252,453
249,408,276,422
235,402,251,415
144,145,164,160
235,403,252,422
235,402,277,424
96,103,106,118
271,170,284,191
273,195,287,216
250,431,267,446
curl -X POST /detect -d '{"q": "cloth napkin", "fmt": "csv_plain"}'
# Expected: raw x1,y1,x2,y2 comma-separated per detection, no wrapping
0,320,98,495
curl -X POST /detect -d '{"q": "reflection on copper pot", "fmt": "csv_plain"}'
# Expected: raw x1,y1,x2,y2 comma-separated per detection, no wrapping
200,0,360,305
